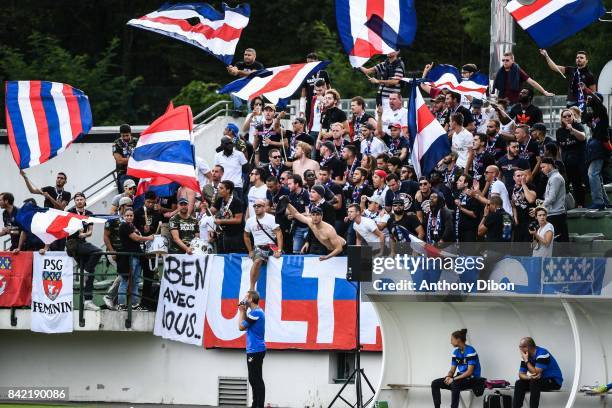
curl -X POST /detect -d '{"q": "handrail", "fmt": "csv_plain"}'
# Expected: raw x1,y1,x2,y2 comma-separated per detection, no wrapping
64,169,117,211
193,100,231,123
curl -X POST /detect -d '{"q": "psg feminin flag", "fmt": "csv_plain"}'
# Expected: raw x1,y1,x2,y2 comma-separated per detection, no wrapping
425,64,489,98
127,105,200,192
506,0,605,48
127,2,250,65
15,202,106,245
5,81,92,169
406,79,451,178
218,61,331,104
335,0,417,67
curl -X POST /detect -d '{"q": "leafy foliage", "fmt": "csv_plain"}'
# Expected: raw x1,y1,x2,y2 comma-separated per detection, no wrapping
173,81,227,114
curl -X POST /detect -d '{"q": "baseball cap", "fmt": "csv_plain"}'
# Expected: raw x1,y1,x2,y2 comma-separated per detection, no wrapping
392,198,404,206
123,179,136,188
264,103,277,111
311,185,325,197
531,123,547,134
310,206,323,215
216,136,234,152
366,195,384,206
119,197,133,207
226,123,239,136
388,123,402,129
178,197,189,205
374,169,388,179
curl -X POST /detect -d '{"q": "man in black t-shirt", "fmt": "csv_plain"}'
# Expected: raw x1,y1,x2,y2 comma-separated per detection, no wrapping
0,192,20,250
387,199,424,256
212,181,245,254
498,140,530,194
254,104,285,165
112,124,138,192
515,124,540,172
443,92,474,132
285,118,314,159
478,196,505,242
21,170,71,210
320,142,346,182
384,174,418,213
485,120,507,161
266,177,291,253
540,49,597,110
287,174,310,254
309,185,335,226
66,192,102,310
505,88,543,127
319,89,349,142
454,174,481,242
227,48,264,114
300,52,331,125
349,96,376,146
510,170,537,243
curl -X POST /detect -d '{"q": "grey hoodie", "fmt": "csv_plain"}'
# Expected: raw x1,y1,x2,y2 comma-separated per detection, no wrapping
543,169,566,216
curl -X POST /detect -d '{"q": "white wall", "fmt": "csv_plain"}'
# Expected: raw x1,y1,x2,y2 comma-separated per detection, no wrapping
0,329,381,407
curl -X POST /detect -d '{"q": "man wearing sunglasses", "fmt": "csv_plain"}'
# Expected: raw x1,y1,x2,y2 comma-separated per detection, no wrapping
492,52,553,105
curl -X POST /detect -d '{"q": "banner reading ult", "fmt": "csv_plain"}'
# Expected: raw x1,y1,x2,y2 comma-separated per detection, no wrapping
31,252,73,333
153,254,382,351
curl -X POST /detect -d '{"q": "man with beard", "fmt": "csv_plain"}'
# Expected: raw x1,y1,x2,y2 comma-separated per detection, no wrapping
449,113,474,170
134,191,164,308
300,52,331,125
211,181,245,254
443,92,474,133
438,152,462,191
202,165,224,204
384,173,418,214
287,175,311,253
387,199,424,256
345,167,373,207
484,119,507,160
286,204,346,260
215,137,248,200
254,104,286,166
66,192,102,311
515,124,541,173
349,96,377,144
169,198,199,254
347,204,385,255
263,148,290,183
470,165,513,216
317,167,345,233
226,48,264,115
319,89,349,141
415,177,436,224
425,192,454,244
478,196,506,242
511,170,537,244
504,88,543,127
288,142,319,179
342,145,360,186
360,123,387,158
540,49,597,109
112,124,137,192
498,140,530,194
454,175,481,243
471,134,496,189
320,141,347,183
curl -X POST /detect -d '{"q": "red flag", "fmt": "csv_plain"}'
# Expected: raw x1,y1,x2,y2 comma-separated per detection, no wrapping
0,251,33,307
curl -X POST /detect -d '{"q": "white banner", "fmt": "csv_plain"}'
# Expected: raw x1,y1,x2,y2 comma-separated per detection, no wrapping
154,254,211,346
31,252,74,333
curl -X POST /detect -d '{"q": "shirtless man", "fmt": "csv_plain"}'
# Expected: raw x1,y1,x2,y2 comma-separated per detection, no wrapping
285,203,346,261
287,142,320,178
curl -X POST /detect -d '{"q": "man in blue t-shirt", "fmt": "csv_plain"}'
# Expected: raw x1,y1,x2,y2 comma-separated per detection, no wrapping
513,337,563,408
239,290,266,408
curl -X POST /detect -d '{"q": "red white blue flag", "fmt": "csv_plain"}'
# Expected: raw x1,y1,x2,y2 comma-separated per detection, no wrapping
15,202,106,245
5,81,92,169
406,80,451,178
335,0,417,67
127,3,250,65
506,0,605,48
127,105,200,192
218,61,331,104
425,64,489,98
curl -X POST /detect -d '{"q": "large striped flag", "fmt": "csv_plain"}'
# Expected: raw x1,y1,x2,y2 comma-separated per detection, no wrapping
335,0,417,67
133,177,181,209
506,0,605,48
15,203,106,245
127,105,200,192
4,81,92,169
425,64,489,98
218,61,330,104
406,79,451,178
127,3,250,65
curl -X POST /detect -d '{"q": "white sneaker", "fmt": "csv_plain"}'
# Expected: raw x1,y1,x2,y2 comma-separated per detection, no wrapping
103,295,114,309
84,300,101,311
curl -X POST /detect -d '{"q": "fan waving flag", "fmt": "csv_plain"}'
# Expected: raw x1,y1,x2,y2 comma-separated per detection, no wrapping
15,203,106,245
506,0,605,48
335,0,417,67
127,3,250,65
218,61,331,104
127,105,200,192
406,80,451,178
425,64,489,98
5,81,92,169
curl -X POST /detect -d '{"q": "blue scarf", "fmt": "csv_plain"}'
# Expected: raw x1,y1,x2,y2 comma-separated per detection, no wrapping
493,63,521,98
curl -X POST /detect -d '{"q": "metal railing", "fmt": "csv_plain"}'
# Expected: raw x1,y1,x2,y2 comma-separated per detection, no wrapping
193,100,232,131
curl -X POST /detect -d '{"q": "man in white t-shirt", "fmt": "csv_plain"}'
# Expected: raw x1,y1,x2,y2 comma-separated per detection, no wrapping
471,165,512,215
214,137,247,198
377,93,408,138
246,168,268,219
244,199,283,291
347,204,385,254
195,156,212,188
450,112,473,170
360,123,387,158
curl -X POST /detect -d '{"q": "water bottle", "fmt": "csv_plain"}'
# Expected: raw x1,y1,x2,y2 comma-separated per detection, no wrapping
502,213,512,242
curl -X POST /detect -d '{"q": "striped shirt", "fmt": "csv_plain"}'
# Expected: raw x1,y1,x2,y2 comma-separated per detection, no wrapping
374,58,405,100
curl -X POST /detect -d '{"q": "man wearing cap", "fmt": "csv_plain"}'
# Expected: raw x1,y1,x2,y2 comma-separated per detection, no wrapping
286,203,346,261
470,98,492,134
67,192,102,311
539,158,568,243
371,169,389,202
169,197,199,254
309,184,335,225
254,104,286,166
215,136,248,200
110,179,137,214
360,122,387,158
382,123,409,162
387,197,424,255
113,124,138,193
224,123,249,157
286,142,319,180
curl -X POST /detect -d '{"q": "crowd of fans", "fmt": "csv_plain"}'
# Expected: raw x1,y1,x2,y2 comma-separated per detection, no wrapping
1,49,610,311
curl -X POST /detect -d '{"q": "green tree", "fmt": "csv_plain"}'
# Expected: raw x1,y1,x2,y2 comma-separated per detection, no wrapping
173,81,228,115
